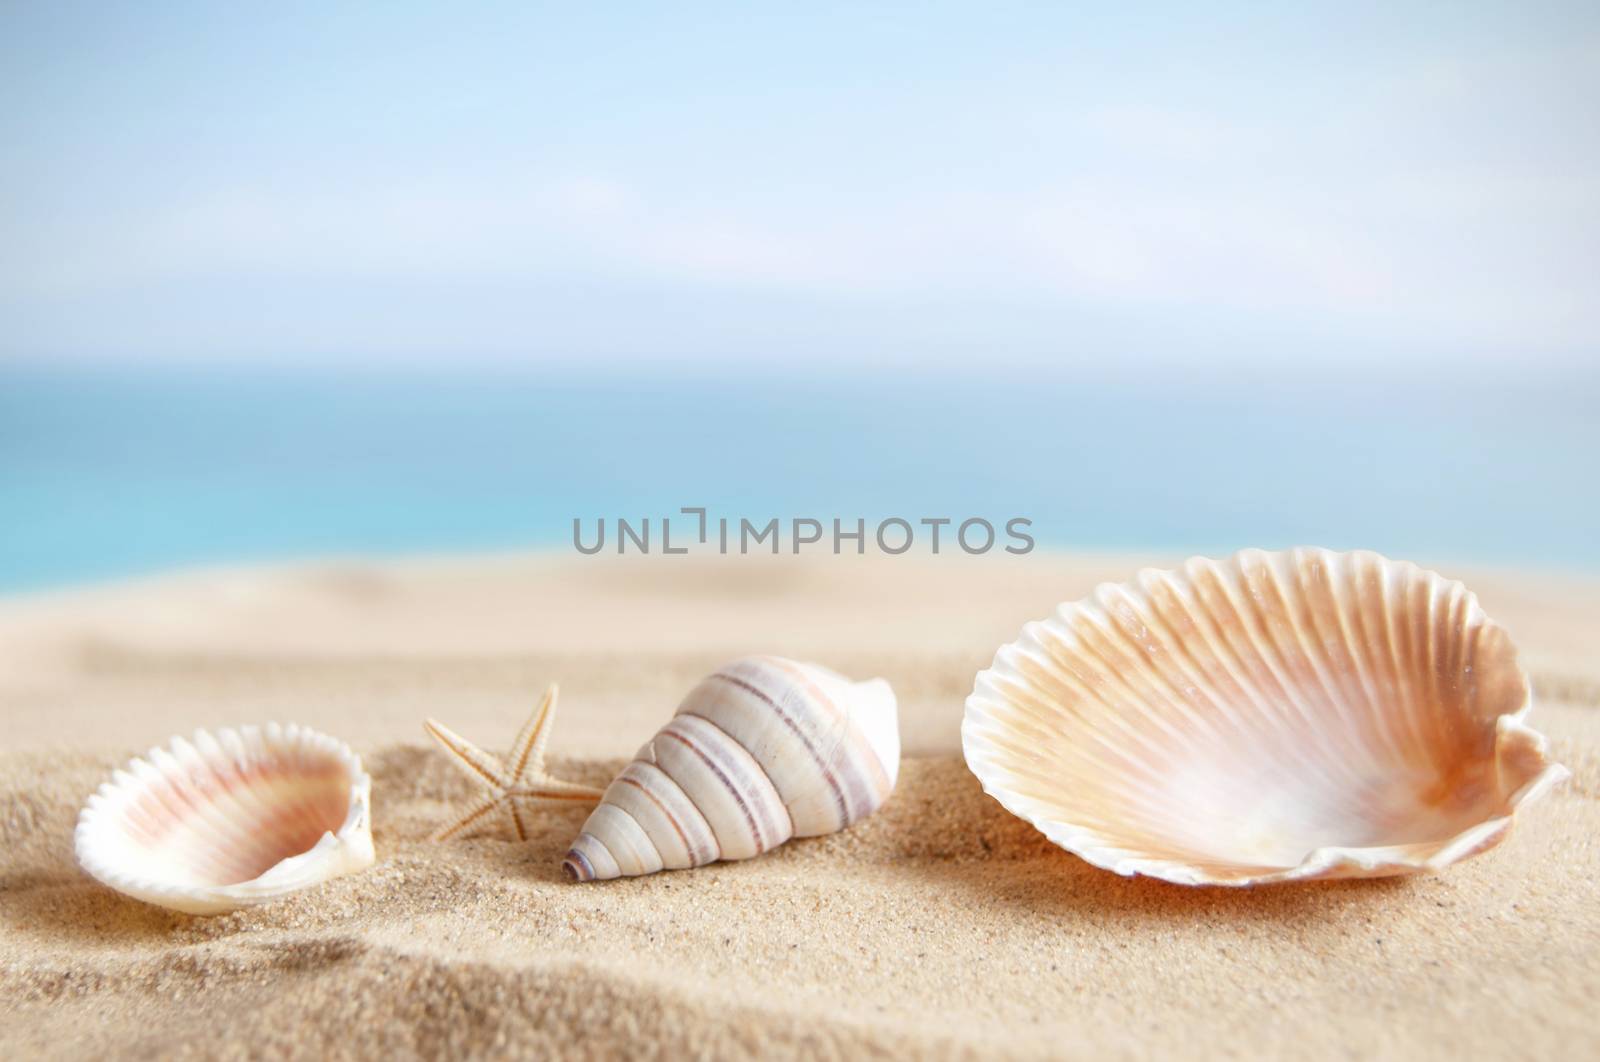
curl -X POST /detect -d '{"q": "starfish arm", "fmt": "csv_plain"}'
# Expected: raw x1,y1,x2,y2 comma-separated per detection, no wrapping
510,778,606,803
506,683,557,784
426,682,603,841
506,795,529,842
424,718,512,790
431,794,505,841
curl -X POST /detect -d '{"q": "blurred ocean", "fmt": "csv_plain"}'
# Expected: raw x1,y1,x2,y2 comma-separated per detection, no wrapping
2,361,1597,593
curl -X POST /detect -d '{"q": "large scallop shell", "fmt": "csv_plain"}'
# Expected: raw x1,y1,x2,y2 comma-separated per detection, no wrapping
564,656,900,881
75,723,375,914
963,548,1569,885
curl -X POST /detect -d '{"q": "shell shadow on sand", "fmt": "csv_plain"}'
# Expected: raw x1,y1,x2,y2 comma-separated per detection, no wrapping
850,758,1422,925
0,742,1488,954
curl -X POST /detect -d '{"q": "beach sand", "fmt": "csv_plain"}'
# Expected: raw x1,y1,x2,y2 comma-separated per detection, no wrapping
2,552,1596,1059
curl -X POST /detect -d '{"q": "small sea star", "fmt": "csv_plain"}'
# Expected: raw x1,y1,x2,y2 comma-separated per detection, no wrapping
424,684,604,841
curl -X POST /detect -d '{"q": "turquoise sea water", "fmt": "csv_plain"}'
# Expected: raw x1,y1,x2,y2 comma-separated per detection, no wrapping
2,362,1596,593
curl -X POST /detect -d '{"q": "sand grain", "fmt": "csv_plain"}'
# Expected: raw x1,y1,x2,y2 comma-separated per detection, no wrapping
2,553,1596,1059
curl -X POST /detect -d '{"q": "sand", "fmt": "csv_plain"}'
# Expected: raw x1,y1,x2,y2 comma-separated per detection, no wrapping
1,551,1597,1059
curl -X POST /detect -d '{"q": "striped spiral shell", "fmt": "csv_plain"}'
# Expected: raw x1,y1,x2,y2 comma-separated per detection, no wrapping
963,548,1569,886
564,656,900,881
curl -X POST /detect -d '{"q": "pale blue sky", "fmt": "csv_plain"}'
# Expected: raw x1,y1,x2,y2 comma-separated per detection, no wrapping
3,3,1597,368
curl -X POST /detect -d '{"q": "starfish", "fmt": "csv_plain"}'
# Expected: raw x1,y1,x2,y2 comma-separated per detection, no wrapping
424,683,604,842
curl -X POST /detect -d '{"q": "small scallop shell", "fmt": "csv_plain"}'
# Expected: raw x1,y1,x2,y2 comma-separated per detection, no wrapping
75,723,375,914
564,656,900,881
963,548,1570,886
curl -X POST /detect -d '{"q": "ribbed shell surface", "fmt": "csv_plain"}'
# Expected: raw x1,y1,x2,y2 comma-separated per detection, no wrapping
565,657,899,881
75,723,375,914
963,548,1568,885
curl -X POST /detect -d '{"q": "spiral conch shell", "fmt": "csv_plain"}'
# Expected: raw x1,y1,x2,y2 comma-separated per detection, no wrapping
564,656,900,881
75,724,375,914
963,548,1569,886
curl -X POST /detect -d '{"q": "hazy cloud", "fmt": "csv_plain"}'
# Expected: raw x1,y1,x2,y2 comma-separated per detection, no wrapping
2,6,1596,365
